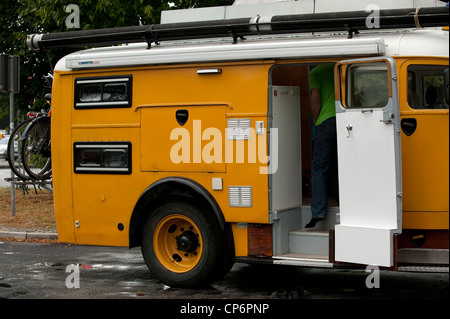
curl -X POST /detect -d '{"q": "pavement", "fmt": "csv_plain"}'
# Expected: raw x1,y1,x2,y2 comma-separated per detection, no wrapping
0,227,58,241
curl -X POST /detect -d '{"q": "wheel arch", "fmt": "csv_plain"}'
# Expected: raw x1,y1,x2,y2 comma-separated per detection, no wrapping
129,177,227,248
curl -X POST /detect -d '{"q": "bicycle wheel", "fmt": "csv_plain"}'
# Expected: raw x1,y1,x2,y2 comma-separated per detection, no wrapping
7,120,31,180
21,116,52,180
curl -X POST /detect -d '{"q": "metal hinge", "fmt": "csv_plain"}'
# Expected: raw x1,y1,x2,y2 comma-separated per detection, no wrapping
381,112,395,124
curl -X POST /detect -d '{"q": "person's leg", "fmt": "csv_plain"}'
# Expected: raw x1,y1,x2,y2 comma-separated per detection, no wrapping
307,118,336,228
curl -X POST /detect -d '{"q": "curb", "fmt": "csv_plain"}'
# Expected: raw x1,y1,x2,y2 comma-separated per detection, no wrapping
0,230,58,241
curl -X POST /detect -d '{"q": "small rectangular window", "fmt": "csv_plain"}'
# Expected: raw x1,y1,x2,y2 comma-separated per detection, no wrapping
74,142,132,174
74,75,132,109
79,84,101,102
346,62,389,109
78,148,101,167
407,65,449,110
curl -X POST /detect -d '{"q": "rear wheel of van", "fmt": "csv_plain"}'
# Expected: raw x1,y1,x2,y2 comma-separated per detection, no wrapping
141,201,228,288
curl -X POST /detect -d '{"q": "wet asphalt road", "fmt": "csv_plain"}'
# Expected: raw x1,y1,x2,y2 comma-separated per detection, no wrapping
0,240,448,305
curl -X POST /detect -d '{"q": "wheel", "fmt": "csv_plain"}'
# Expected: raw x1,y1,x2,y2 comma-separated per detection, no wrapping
141,201,229,288
7,120,32,180
21,116,52,180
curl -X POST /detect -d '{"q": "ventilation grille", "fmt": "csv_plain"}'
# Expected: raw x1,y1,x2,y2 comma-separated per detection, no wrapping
227,118,251,140
229,186,252,207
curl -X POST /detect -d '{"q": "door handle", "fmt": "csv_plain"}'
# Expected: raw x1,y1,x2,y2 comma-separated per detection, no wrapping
346,125,353,138
175,109,189,126
401,118,417,136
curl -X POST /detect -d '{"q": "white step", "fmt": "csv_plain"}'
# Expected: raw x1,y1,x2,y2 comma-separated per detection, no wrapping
287,205,339,256
273,254,333,268
300,205,340,230
288,230,329,256
271,204,339,256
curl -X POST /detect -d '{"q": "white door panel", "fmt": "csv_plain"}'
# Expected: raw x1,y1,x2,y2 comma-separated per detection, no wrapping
336,110,399,229
334,57,402,267
335,226,394,267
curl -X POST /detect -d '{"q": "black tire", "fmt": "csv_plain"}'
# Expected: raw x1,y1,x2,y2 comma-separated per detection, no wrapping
21,116,52,180
7,120,32,180
141,200,230,288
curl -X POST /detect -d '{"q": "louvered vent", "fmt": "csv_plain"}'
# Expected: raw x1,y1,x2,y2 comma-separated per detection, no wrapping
227,118,251,140
229,186,252,207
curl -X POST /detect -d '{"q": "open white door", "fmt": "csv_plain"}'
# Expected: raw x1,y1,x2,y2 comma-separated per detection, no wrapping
334,57,402,267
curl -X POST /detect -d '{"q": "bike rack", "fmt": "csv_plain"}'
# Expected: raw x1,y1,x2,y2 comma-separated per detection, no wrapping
4,177,53,194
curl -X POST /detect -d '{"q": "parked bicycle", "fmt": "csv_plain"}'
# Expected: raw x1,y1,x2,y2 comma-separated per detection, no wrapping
7,109,51,180
6,118,31,180
21,109,52,180
7,73,52,181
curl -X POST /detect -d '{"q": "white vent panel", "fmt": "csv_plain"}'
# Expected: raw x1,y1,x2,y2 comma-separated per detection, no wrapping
227,118,251,140
229,186,252,207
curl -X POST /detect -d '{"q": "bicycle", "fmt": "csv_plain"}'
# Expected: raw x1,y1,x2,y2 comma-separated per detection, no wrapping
16,73,53,181
6,118,32,180
20,109,52,180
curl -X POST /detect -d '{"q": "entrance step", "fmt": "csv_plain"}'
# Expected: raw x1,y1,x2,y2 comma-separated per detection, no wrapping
273,253,333,268
271,205,339,257
300,205,340,230
288,230,329,256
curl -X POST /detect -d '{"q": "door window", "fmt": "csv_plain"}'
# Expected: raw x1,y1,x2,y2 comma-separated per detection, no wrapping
346,62,390,108
407,65,449,109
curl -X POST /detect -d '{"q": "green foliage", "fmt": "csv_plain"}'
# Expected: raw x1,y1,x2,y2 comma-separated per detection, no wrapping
0,0,234,127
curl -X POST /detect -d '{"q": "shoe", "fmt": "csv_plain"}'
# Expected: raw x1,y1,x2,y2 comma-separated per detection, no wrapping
305,217,325,229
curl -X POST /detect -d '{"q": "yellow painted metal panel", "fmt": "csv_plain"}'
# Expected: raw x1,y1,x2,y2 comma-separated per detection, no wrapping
51,71,76,244
141,105,227,173
231,223,248,257
71,127,141,246
52,62,272,246
402,211,449,230
397,58,449,230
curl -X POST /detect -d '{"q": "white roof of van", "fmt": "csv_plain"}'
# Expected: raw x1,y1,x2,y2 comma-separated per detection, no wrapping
55,29,449,71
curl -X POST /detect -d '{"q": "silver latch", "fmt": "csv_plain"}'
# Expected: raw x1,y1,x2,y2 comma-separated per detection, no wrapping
255,121,265,135
381,112,395,124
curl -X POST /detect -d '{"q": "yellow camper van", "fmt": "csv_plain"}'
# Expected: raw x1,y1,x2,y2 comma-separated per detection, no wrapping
27,6,449,287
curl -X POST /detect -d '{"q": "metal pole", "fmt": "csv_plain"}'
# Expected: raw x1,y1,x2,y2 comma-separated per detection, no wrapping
8,55,19,217
9,90,15,216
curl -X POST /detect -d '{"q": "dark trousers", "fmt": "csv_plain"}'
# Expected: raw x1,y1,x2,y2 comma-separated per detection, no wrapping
311,117,339,219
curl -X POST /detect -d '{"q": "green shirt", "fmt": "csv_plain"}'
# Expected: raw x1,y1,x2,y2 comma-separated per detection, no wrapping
309,64,336,126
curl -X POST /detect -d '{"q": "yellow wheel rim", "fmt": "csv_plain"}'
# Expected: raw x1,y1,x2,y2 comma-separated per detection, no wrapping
153,214,203,273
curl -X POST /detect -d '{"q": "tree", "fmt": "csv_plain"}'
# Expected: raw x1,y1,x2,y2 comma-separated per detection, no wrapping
0,0,44,124
0,0,233,128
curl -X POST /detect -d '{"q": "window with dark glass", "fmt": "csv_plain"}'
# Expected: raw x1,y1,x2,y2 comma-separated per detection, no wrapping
74,142,132,174
75,75,132,109
407,65,449,110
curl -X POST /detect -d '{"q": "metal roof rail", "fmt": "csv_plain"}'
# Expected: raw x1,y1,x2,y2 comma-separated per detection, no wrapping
27,6,449,50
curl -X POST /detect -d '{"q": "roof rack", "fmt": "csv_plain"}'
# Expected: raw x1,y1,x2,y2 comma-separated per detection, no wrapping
27,6,448,50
